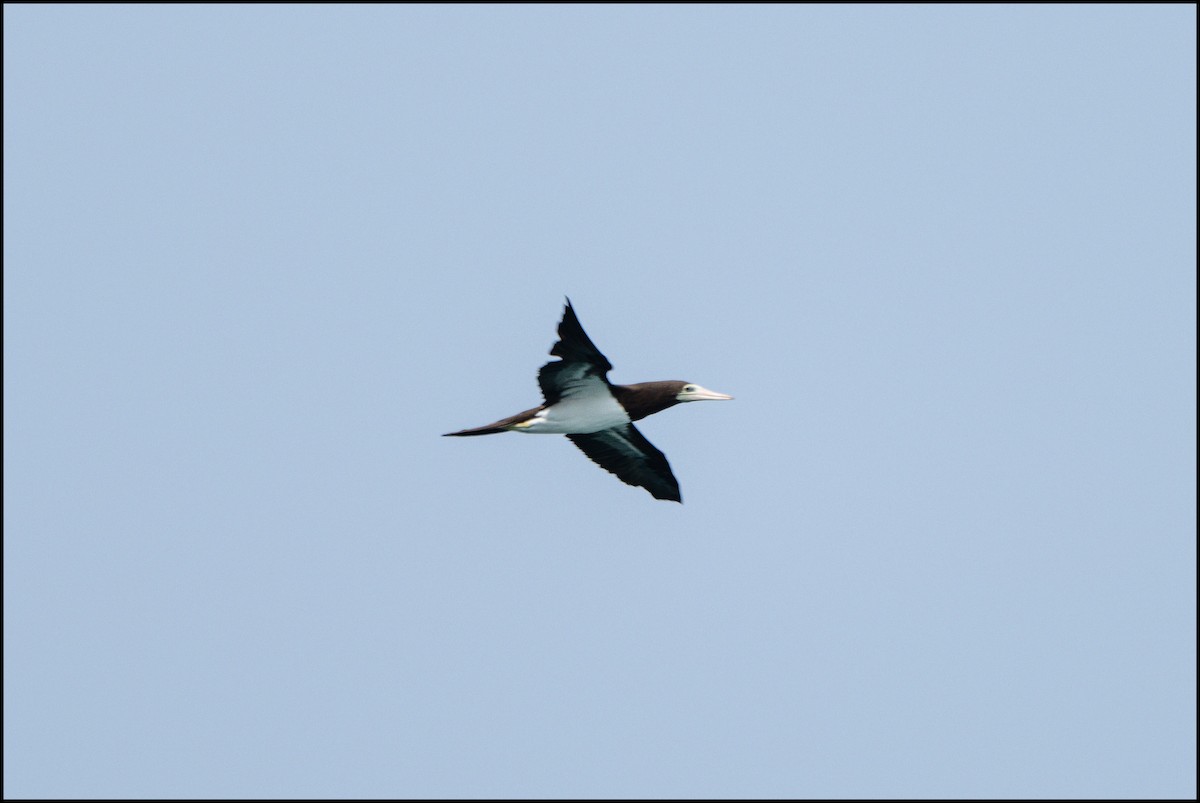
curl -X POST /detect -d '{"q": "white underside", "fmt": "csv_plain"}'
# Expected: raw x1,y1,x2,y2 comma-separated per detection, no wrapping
511,377,631,434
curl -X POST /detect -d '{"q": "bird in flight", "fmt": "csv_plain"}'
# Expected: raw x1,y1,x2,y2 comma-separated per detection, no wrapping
444,298,732,502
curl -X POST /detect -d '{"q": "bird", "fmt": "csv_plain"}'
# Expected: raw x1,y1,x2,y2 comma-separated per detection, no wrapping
443,298,732,502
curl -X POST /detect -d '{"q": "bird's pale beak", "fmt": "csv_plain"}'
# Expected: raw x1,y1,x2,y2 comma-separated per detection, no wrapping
676,385,734,402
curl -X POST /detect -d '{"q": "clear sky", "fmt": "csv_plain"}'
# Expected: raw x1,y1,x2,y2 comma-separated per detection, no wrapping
4,5,1195,799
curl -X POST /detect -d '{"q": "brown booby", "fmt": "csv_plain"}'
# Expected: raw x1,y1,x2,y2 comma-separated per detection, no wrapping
444,299,732,502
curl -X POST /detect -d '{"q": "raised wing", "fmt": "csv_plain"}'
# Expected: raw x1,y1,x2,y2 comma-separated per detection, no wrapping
538,298,614,406
568,424,682,502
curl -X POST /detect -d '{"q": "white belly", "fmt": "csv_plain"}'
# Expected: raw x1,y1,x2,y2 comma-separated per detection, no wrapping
513,395,630,434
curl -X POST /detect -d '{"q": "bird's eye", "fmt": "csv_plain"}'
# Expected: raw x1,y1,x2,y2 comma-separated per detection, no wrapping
684,385,696,392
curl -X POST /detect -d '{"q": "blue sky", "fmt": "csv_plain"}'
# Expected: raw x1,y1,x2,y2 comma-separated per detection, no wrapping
4,5,1195,798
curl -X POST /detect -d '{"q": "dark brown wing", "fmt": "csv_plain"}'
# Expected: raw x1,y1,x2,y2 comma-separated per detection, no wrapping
567,424,681,502
538,299,614,406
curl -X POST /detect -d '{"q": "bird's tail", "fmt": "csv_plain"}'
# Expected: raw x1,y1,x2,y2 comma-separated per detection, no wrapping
442,423,511,437
442,406,544,436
